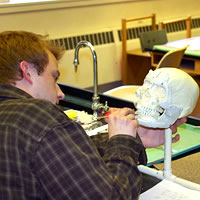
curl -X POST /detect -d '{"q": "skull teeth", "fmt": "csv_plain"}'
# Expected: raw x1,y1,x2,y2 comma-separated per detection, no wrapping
136,106,164,117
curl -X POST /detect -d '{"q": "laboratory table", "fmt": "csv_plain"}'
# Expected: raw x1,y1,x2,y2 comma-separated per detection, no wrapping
58,83,200,191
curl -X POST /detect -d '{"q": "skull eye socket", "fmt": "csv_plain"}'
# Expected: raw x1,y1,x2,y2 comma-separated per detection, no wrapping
136,81,150,96
136,80,167,102
149,85,167,101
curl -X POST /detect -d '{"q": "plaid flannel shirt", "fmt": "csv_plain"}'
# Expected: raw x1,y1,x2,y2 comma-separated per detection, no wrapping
0,84,147,200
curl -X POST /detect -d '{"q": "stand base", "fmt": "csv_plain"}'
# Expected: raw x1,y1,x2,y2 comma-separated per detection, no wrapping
138,165,200,191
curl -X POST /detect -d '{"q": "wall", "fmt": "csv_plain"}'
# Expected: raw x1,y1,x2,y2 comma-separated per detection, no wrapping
0,0,199,88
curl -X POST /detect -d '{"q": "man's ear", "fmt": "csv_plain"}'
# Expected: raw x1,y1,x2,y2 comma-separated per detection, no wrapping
19,61,33,84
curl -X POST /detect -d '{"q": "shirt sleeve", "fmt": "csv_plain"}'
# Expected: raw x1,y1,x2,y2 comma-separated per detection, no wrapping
90,132,147,165
33,120,146,200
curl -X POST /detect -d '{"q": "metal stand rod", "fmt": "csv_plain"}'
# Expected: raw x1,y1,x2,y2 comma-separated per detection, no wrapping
138,128,200,191
163,128,172,179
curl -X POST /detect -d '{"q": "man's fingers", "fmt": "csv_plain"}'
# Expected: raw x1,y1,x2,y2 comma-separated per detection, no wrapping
170,117,187,134
172,134,180,143
112,107,135,117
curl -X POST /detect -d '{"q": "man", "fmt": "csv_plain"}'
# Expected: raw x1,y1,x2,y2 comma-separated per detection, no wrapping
0,31,186,200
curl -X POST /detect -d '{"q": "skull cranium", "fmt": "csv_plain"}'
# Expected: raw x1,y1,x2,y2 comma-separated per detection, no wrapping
135,68,199,128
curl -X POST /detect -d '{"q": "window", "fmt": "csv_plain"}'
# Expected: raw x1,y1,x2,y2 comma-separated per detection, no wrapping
0,0,137,14
0,0,55,3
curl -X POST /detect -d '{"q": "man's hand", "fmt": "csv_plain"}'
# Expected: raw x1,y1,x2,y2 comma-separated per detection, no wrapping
105,108,138,139
137,117,187,148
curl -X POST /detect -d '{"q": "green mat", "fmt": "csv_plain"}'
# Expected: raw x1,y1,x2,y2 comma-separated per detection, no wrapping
146,123,200,166
153,36,200,58
153,44,200,58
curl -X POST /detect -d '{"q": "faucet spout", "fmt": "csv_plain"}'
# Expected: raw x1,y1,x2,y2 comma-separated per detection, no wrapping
74,57,79,72
73,40,109,120
74,40,98,97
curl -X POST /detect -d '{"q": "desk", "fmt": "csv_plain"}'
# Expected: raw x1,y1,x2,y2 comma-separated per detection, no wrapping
152,36,200,75
123,37,200,85
152,51,200,75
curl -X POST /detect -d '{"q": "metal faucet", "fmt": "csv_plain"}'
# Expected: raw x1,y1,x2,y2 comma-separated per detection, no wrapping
73,40,109,121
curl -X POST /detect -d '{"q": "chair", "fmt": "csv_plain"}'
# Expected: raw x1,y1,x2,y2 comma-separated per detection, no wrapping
121,14,156,85
158,16,192,38
155,45,189,69
139,29,168,52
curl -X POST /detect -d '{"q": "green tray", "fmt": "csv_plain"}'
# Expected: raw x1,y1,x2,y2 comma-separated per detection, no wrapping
146,123,200,166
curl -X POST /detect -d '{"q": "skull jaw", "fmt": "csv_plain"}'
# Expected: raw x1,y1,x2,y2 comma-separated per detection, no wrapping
136,105,182,128
138,118,175,128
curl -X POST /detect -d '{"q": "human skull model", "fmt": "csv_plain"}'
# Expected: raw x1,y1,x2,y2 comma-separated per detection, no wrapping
135,68,199,128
